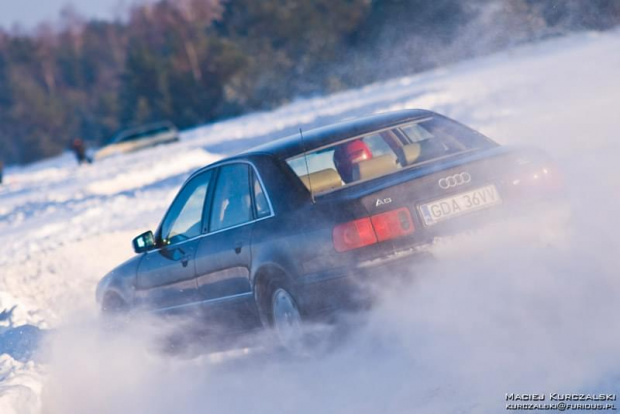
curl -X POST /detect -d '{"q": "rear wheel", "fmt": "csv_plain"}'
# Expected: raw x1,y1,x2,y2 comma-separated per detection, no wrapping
259,279,336,356
271,287,304,352
255,274,309,354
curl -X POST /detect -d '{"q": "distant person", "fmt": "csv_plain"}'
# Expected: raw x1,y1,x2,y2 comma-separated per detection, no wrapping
70,138,92,165
0,160,4,184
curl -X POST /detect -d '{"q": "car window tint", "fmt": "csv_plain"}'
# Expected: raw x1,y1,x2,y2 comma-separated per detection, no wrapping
252,172,270,219
210,164,252,232
287,133,396,179
287,148,334,176
286,116,493,194
399,124,434,142
363,133,393,157
161,171,212,245
401,118,489,151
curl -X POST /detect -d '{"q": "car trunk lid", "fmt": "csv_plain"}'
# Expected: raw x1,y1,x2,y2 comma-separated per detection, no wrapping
317,145,560,247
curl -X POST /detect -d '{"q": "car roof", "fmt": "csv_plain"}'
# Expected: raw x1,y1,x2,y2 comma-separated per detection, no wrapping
112,121,177,142
190,109,435,178
238,109,433,159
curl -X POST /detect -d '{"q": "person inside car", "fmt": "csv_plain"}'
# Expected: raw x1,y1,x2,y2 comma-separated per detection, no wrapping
333,139,373,183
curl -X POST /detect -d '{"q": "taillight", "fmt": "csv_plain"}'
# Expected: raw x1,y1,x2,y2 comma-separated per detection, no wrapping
510,165,564,193
371,207,415,241
333,218,377,252
541,166,564,190
333,207,415,252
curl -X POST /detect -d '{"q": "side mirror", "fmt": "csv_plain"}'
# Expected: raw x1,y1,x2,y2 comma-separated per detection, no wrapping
132,231,155,254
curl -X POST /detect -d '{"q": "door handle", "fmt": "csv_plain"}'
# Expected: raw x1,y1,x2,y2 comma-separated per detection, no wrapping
181,255,190,267
234,242,243,254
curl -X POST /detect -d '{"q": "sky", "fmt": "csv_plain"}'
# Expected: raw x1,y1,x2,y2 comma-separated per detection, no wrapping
0,0,151,30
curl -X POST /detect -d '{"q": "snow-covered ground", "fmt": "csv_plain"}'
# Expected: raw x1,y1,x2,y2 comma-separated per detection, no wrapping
1,29,620,413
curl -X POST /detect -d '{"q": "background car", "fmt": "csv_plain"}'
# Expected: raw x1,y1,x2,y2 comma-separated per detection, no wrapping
94,121,179,160
96,109,564,350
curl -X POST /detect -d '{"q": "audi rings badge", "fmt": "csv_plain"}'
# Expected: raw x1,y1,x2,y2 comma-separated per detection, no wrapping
438,172,472,189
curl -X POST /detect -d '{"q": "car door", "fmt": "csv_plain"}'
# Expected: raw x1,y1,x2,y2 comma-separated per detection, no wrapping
134,170,214,312
194,163,271,331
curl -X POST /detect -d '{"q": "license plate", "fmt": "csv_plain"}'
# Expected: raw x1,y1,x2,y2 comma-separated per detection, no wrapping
419,185,501,226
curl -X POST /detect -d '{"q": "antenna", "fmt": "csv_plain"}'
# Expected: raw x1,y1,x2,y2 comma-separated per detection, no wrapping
299,128,315,203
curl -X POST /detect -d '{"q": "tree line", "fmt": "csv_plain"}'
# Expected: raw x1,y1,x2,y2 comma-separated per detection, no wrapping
0,0,618,164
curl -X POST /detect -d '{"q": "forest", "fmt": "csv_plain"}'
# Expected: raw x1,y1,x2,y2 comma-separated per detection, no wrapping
0,0,618,164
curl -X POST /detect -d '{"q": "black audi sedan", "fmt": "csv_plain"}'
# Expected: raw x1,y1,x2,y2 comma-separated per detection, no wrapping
96,109,563,349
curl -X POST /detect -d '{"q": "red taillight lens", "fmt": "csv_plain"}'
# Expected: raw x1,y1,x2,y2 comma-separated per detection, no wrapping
542,166,564,190
333,218,377,252
333,208,415,252
370,207,415,242
510,165,564,194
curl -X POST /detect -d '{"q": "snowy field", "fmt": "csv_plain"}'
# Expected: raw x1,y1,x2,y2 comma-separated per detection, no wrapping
1,29,620,413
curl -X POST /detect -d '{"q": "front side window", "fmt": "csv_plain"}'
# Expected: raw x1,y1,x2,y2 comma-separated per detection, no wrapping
160,171,212,245
210,164,252,232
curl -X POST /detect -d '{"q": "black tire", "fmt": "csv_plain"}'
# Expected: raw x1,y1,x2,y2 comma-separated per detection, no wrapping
257,278,337,356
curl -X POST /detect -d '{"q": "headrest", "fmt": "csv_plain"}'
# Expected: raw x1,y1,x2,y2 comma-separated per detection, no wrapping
399,143,422,165
352,154,399,181
299,168,343,194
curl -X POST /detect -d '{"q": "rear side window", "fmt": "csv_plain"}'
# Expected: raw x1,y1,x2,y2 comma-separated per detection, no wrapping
210,164,253,232
286,116,491,195
252,172,271,219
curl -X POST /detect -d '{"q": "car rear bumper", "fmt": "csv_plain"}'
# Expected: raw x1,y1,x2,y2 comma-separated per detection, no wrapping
297,245,434,318
297,197,572,319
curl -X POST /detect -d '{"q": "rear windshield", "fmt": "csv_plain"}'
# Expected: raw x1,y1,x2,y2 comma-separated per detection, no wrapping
286,116,492,195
